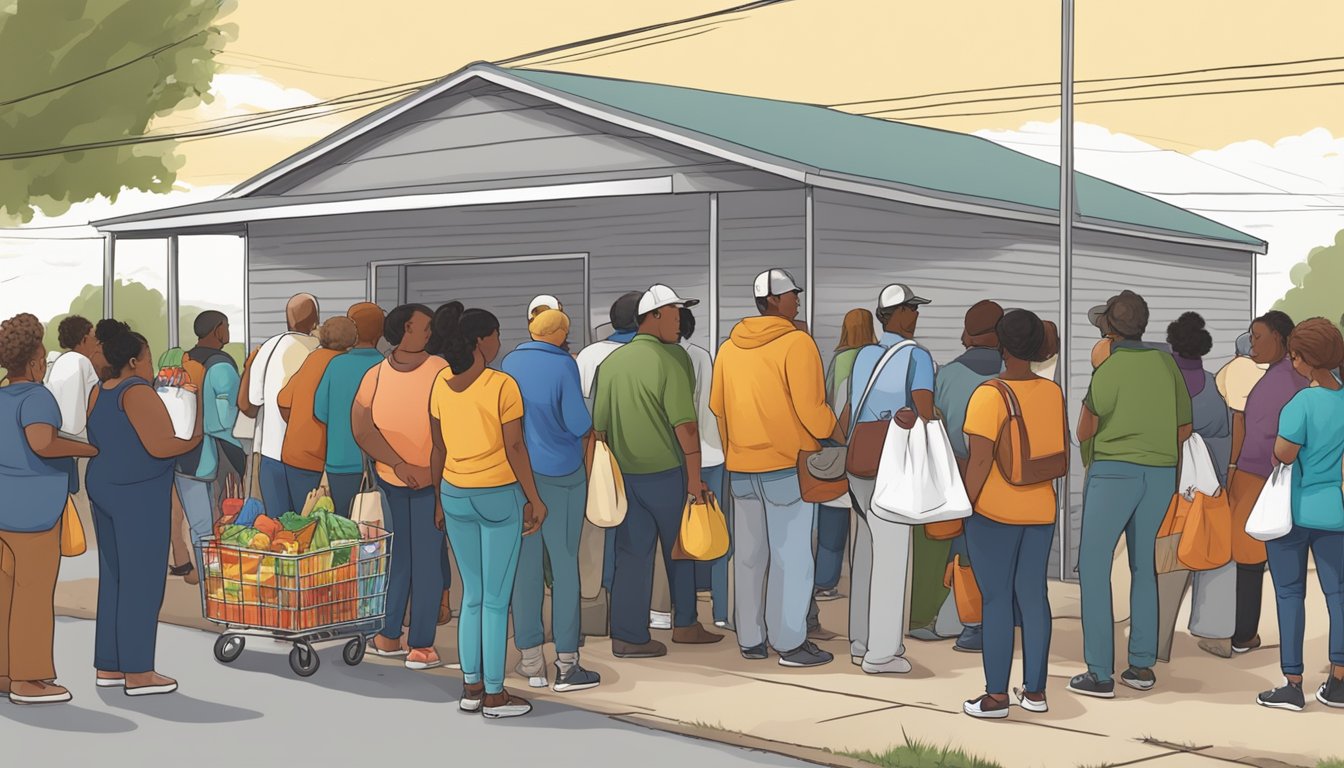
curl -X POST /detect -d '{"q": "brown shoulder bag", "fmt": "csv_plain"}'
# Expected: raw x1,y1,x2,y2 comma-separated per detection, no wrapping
986,379,1068,486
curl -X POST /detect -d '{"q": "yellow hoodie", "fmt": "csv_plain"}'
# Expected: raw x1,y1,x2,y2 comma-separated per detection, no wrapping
710,316,836,473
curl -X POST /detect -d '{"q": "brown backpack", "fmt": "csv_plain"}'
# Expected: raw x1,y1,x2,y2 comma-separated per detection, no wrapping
986,379,1068,486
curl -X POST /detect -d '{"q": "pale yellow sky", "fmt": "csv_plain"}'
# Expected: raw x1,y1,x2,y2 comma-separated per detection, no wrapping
172,0,1344,184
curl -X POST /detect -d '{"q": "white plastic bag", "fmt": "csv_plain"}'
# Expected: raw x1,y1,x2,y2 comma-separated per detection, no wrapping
1245,462,1293,542
156,385,196,440
1179,433,1221,500
870,417,972,525
585,440,628,528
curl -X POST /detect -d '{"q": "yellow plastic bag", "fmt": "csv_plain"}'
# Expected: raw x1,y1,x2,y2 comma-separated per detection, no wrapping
60,496,87,557
673,493,729,561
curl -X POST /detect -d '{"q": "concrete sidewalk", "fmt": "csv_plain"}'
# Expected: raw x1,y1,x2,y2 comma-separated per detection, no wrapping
52,558,1340,768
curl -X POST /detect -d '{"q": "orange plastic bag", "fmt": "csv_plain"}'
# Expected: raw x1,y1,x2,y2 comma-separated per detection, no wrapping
942,555,982,624
1177,491,1233,571
924,520,963,541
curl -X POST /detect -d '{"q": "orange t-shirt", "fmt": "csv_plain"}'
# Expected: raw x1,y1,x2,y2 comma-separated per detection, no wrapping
277,349,341,472
963,378,1066,526
355,356,448,487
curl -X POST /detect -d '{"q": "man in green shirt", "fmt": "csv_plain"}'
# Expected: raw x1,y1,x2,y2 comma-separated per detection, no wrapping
593,284,722,658
1069,290,1193,700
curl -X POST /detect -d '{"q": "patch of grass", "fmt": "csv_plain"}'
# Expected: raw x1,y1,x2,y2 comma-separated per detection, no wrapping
842,731,1003,768
1318,760,1343,768
688,719,730,733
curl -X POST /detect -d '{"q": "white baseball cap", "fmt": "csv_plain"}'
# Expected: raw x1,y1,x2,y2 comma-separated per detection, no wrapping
637,284,699,316
878,283,931,310
753,268,803,298
528,294,562,319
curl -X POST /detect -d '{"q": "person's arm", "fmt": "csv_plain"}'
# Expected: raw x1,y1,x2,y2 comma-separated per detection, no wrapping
351,367,418,488
1077,405,1098,443
961,386,1002,505
123,384,203,458
210,365,241,434
238,345,261,419
1273,437,1301,466
313,368,331,426
1228,410,1246,480
665,352,706,499
964,434,995,505
431,414,447,530
909,348,937,422
502,418,547,535
1275,395,1307,467
24,423,98,458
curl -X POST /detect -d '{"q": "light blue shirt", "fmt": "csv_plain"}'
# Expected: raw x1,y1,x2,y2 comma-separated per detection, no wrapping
196,362,243,480
1279,386,1344,531
848,332,936,425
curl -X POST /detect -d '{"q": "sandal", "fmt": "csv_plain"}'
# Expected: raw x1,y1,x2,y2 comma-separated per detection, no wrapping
169,562,195,577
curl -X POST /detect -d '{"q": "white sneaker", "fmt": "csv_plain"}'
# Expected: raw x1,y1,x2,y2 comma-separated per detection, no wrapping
851,655,863,667
649,611,673,630
1014,688,1049,713
861,656,912,675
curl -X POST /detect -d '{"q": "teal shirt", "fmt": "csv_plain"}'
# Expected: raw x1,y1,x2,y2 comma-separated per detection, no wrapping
314,348,384,475
196,363,243,480
1278,386,1344,531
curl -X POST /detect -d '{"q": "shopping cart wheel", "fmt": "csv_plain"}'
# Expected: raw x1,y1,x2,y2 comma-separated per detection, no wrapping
289,644,320,677
342,637,366,666
214,634,245,664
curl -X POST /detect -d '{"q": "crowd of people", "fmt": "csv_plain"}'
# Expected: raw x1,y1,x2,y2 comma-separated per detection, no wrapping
0,268,1341,721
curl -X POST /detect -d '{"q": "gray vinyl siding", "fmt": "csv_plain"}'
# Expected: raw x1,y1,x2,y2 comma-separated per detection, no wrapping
245,193,711,350
716,189,808,342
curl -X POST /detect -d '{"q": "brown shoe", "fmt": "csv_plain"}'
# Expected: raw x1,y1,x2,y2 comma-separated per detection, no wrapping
612,638,668,658
807,625,841,641
460,682,485,713
438,589,453,626
10,680,72,704
482,688,532,719
672,623,725,645
368,634,408,657
124,672,177,697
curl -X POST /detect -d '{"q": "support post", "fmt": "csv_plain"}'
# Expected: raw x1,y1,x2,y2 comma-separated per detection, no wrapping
102,233,116,319
241,227,251,351
708,193,720,350
805,187,815,329
1058,0,1076,581
166,235,180,349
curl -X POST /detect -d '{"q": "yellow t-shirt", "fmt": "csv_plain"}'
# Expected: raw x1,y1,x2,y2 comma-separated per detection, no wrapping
1215,355,1269,413
963,378,1066,526
429,368,524,489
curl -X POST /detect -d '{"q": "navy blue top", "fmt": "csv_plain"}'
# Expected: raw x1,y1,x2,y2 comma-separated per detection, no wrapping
0,383,69,532
500,341,592,478
87,378,175,492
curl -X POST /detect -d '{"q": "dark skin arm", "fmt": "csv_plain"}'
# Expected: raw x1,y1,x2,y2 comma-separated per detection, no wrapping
964,434,995,506
122,384,203,459
431,416,448,530
352,400,428,489
237,352,259,419
501,418,547,536
675,421,707,502
1228,410,1246,482
1077,406,1099,443
1274,436,1301,466
24,424,98,459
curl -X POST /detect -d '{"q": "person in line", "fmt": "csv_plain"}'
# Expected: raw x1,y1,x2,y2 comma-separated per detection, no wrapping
314,302,387,516
240,293,320,517
156,346,199,583
430,302,545,719
680,306,732,629
840,283,937,675
354,304,450,668
87,319,203,696
277,316,355,503
923,300,1005,652
1228,311,1305,655
44,316,104,544
812,309,876,605
500,305,602,692
960,309,1064,719
1156,313,1237,662
713,269,840,668
1069,291,1192,698
596,284,722,658
0,313,99,705
1257,318,1344,711
174,312,245,567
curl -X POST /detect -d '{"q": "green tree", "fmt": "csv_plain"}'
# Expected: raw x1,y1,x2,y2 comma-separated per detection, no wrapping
0,0,236,223
1274,228,1344,330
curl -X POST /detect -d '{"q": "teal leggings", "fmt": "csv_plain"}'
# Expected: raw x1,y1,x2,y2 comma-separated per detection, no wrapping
440,481,524,694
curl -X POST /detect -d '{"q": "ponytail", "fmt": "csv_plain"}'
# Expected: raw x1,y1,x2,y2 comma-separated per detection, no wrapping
433,301,500,375
96,318,148,379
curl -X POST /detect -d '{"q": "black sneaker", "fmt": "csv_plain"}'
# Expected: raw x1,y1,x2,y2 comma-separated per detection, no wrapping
552,662,601,693
813,588,842,602
1067,672,1115,699
1317,677,1344,709
1120,666,1156,692
779,641,834,668
740,643,768,660
1257,680,1305,711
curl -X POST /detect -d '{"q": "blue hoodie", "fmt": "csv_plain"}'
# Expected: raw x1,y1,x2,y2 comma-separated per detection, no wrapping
501,341,593,477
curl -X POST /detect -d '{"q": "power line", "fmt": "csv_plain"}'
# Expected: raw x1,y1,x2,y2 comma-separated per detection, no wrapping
522,19,736,68
0,32,206,108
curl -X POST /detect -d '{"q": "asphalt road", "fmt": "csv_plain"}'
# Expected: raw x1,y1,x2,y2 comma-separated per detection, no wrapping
2,618,813,768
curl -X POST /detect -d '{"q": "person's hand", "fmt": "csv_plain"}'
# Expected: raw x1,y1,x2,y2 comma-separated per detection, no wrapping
434,502,445,532
522,499,547,536
687,480,709,504
893,407,918,430
393,461,422,489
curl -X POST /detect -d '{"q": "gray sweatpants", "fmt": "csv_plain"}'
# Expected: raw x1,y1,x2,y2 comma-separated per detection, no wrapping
731,469,816,653
848,475,911,663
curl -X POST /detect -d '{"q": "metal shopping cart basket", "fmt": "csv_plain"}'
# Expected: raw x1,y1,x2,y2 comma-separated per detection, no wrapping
195,525,391,677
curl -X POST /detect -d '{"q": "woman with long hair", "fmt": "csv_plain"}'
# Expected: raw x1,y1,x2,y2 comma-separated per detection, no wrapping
87,319,203,696
430,301,547,719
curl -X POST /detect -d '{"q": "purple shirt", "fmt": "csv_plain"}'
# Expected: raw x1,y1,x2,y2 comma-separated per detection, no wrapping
1174,354,1207,398
1239,358,1307,478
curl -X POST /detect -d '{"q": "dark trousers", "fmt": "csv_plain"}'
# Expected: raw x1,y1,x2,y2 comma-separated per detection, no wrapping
92,492,172,674
1234,562,1268,646
814,504,850,591
326,471,363,519
1265,524,1344,676
284,464,323,513
611,467,697,644
965,513,1054,695
259,457,289,518
378,480,445,649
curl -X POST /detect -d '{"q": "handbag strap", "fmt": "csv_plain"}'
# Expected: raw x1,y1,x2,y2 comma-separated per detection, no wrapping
848,339,918,440
987,379,1023,419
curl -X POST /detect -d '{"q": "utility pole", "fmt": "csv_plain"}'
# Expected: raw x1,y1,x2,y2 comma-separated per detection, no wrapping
1058,0,1075,581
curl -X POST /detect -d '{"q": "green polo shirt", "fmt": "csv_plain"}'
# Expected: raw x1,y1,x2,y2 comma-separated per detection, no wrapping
593,334,697,475
1084,344,1192,468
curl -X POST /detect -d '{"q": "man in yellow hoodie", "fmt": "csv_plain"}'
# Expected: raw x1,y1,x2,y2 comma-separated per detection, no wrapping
711,269,841,668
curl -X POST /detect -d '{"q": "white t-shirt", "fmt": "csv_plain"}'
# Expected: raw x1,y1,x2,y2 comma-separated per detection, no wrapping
576,339,625,400
45,351,99,441
247,332,319,460
681,340,724,468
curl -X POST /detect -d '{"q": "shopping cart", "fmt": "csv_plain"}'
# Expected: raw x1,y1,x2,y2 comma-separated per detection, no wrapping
195,525,392,677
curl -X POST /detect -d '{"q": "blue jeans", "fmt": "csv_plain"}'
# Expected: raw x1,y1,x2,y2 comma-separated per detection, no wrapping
1265,524,1344,675
814,503,850,590
441,481,524,695
91,490,172,674
326,471,363,519
284,464,323,514
259,457,289,518
174,474,214,549
513,468,587,654
611,467,698,645
378,480,443,649
731,468,816,653
693,465,730,623
965,513,1054,694
1079,461,1176,680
